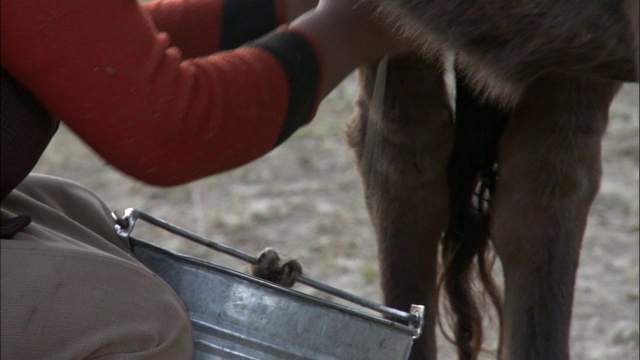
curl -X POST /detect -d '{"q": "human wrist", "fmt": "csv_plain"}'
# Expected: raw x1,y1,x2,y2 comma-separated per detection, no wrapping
244,29,322,136
289,5,392,97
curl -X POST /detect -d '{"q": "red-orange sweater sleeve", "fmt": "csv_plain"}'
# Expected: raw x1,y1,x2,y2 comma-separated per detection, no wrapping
0,0,321,186
142,0,288,58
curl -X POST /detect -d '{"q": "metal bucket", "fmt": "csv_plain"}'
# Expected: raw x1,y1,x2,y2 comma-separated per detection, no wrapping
113,209,424,360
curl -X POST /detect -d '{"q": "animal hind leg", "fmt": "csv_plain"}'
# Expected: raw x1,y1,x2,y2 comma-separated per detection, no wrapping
490,73,621,360
347,54,454,359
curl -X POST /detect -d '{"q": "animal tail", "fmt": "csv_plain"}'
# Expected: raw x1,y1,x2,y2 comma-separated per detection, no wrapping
437,69,508,359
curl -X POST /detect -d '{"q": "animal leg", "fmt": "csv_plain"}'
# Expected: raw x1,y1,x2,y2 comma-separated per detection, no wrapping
490,73,621,360
347,54,454,359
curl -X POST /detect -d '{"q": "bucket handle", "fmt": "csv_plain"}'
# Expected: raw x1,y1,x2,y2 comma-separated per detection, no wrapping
112,208,425,338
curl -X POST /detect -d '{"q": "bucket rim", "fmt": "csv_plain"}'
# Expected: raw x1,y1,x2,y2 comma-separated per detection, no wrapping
130,237,417,336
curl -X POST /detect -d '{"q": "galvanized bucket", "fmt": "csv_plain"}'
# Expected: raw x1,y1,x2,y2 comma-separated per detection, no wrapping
113,208,424,360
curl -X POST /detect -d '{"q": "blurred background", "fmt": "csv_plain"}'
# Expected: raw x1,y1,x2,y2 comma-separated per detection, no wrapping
33,75,639,359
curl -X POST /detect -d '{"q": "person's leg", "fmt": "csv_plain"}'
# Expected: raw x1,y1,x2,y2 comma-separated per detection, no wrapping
2,173,129,254
1,174,193,359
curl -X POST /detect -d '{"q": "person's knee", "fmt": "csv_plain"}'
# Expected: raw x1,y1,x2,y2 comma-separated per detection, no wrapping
5,173,127,250
1,244,193,359
16,174,114,220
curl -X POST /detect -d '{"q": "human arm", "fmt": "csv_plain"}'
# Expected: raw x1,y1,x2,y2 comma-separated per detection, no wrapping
1,0,303,186
142,0,319,58
0,0,403,186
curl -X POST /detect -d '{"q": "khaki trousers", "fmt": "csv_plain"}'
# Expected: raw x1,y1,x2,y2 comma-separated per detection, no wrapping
1,174,193,359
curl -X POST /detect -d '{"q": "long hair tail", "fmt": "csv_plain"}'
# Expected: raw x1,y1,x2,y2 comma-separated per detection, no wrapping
438,69,508,359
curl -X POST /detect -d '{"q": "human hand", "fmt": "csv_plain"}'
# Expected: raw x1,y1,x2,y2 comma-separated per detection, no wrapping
314,0,409,57
289,0,411,96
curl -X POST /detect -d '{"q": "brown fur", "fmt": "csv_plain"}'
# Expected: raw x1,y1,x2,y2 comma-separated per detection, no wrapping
348,55,454,359
364,0,638,105
347,2,635,359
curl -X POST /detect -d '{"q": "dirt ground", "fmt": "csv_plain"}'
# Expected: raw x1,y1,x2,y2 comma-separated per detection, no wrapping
34,79,639,359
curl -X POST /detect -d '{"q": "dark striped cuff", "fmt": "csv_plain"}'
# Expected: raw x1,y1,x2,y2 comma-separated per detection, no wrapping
220,0,282,50
246,30,321,145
